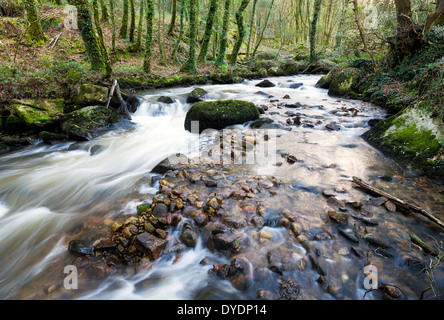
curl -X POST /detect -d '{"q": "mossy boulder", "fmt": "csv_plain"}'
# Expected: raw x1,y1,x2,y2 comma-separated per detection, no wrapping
4,115,27,133
74,84,109,106
328,67,362,97
60,106,118,141
186,88,208,104
184,100,260,133
363,106,444,178
11,99,64,131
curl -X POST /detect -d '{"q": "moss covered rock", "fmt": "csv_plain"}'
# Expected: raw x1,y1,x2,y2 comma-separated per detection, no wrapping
60,106,118,141
328,67,361,97
184,100,260,133
12,99,64,131
74,84,109,106
186,88,208,104
363,106,444,178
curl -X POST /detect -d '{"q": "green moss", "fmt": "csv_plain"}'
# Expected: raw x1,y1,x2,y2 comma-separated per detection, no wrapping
184,99,260,133
5,115,27,133
328,67,361,97
363,108,444,177
137,204,151,214
12,99,63,130
61,105,117,140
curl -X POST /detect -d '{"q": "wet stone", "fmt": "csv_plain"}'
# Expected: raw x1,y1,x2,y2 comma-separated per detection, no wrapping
384,200,397,212
279,278,300,300
328,210,349,224
152,203,169,218
134,232,167,260
180,229,198,247
212,232,236,251
338,227,359,243
68,240,94,255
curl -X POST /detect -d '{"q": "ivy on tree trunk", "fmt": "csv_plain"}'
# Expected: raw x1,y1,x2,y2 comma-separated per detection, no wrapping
197,0,218,63
309,0,322,62
180,0,197,73
229,0,250,66
215,0,231,67
119,0,129,39
69,0,104,71
143,0,155,72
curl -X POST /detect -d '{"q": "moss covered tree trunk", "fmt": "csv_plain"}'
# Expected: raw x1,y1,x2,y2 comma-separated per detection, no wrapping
180,0,197,73
109,0,116,51
129,0,136,42
119,0,129,39
171,0,186,61
229,0,250,66
23,0,47,44
69,0,104,71
134,0,144,51
215,0,231,67
309,0,322,62
99,0,109,23
246,0,258,58
143,0,154,72
197,0,218,63
92,0,112,76
167,0,177,35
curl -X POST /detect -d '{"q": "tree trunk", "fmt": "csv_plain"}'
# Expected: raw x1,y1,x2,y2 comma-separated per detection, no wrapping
134,0,144,51
180,0,197,73
197,0,218,63
424,0,444,34
92,0,112,77
129,0,136,42
99,0,109,23
171,0,186,61
246,0,258,58
167,0,177,35
215,0,231,67
69,0,104,71
23,0,47,44
251,0,274,57
309,0,322,62
143,0,155,72
351,0,378,73
229,0,250,66
119,0,129,39
109,0,116,51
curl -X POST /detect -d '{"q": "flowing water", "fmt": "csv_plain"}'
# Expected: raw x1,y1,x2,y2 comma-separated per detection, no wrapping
0,75,443,300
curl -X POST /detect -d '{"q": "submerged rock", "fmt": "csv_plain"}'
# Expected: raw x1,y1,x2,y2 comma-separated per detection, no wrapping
255,80,276,88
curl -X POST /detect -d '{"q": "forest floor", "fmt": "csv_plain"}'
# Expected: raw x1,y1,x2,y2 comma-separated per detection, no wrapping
0,5,296,105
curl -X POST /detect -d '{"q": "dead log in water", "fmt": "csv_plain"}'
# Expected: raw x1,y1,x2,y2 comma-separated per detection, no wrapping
352,177,444,231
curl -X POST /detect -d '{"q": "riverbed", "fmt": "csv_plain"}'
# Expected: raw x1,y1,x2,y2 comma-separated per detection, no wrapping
0,75,443,300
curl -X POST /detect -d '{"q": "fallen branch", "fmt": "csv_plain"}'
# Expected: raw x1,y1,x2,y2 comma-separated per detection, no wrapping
105,78,118,109
352,177,444,230
115,80,131,120
409,232,439,256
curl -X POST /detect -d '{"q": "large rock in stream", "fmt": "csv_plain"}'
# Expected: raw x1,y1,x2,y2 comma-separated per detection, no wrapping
60,106,118,141
184,100,260,133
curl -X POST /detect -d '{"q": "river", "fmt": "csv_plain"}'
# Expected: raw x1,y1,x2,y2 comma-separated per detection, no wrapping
0,75,443,300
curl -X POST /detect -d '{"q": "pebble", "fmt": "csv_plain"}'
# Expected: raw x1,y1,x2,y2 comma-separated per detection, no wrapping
259,230,273,239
